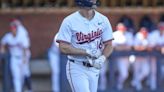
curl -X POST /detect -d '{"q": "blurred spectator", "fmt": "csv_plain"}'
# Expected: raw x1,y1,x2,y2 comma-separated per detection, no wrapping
0,18,33,92
118,15,135,34
98,61,108,91
48,33,60,92
113,23,133,90
139,15,156,32
131,27,150,91
11,18,33,92
0,23,27,92
148,22,164,90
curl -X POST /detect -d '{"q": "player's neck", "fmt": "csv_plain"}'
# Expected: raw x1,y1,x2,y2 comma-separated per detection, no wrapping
79,9,95,20
12,33,17,37
11,31,17,37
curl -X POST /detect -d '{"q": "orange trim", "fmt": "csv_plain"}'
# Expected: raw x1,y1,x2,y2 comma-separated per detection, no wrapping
56,40,71,44
103,38,114,44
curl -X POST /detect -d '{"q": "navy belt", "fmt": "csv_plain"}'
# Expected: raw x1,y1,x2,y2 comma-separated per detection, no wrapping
69,59,93,67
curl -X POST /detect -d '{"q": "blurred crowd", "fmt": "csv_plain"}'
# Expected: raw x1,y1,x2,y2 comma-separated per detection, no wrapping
0,14,164,92
99,14,164,91
0,0,164,8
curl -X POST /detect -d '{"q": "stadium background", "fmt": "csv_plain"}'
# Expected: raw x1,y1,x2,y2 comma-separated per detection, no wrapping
0,0,164,92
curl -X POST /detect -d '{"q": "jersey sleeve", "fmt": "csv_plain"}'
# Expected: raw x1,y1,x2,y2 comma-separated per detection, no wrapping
127,32,134,46
1,34,9,45
20,36,30,48
102,17,114,43
148,31,157,47
56,19,72,44
133,34,140,46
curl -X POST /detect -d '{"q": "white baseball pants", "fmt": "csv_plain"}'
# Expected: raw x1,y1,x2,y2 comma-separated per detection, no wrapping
132,57,150,87
66,60,100,92
48,51,60,92
10,56,24,92
117,57,130,88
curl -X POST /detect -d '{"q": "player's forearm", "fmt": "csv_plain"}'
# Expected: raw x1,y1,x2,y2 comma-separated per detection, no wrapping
102,41,113,58
134,46,147,51
0,44,6,54
115,45,131,51
59,42,88,56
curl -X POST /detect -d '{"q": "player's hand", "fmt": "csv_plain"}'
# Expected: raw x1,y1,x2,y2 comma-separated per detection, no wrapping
86,49,101,59
161,47,164,54
92,55,106,69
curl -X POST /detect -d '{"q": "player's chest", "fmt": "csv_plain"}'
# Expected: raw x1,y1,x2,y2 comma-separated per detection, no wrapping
7,36,22,48
153,33,164,45
71,21,104,44
71,21,104,33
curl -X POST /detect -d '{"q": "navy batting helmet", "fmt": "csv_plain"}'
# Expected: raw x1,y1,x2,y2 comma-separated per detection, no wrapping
75,0,99,8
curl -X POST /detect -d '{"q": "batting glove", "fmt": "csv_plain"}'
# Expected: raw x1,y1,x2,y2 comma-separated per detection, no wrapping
93,55,106,69
86,49,101,58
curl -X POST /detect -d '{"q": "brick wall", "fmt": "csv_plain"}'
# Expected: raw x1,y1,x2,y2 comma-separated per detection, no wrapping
0,8,163,58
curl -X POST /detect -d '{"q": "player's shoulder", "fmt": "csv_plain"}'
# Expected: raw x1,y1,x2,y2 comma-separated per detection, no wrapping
148,30,159,38
62,11,79,23
3,33,12,38
113,31,119,35
113,31,121,37
150,30,159,35
1,32,12,42
126,31,133,36
135,32,141,38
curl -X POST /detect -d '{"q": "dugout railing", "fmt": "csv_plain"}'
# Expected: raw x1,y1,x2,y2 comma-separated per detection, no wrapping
109,49,164,89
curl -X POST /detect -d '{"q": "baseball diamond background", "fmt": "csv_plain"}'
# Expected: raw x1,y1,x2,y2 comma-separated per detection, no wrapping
0,8,164,92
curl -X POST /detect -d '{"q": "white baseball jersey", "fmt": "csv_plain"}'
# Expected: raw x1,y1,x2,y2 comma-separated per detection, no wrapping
134,32,149,46
17,25,30,48
17,25,28,38
148,30,164,47
16,24,31,58
113,31,133,47
12,20,28,38
48,35,60,92
1,33,29,57
56,11,113,62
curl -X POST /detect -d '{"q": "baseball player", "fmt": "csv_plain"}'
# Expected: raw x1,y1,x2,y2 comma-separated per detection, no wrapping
0,22,29,92
56,0,114,92
112,23,133,90
131,27,150,91
48,34,60,92
98,61,108,91
147,22,164,90
11,18,33,92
